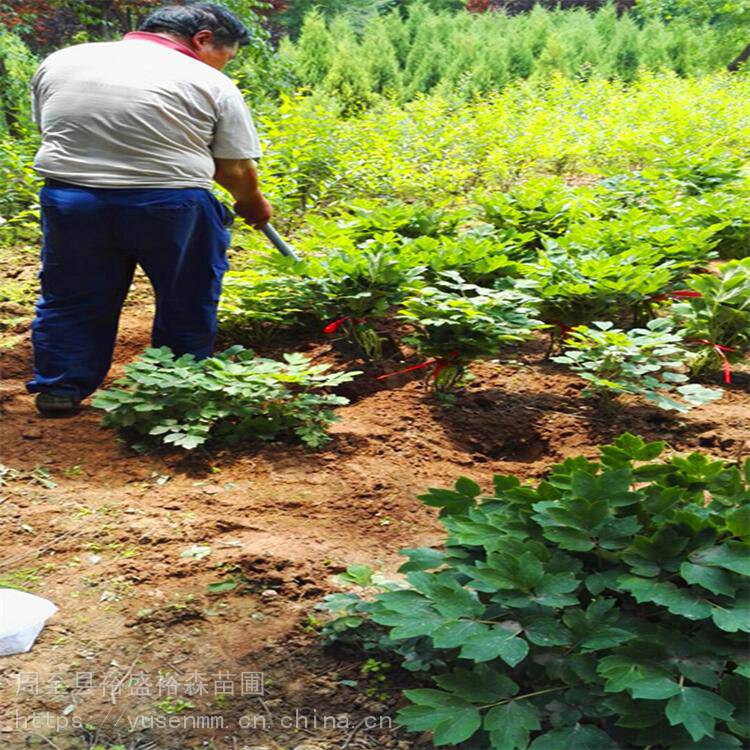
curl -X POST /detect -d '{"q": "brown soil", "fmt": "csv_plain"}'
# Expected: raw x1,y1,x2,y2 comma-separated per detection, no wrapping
1,305,749,750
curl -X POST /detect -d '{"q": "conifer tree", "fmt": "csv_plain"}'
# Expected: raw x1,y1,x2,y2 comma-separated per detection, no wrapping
295,10,334,86
361,16,403,98
323,34,374,115
607,15,640,82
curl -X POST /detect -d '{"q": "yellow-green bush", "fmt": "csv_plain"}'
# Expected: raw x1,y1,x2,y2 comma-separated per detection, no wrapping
257,73,750,217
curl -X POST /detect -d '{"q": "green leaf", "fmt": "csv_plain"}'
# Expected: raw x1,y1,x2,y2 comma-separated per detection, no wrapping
373,609,447,640
598,655,676,697
711,601,750,633
523,617,573,647
630,677,682,700
431,620,488,649
726,506,750,539
337,564,374,586
206,579,238,593
691,543,750,576
529,724,619,749
455,476,482,497
680,562,736,597
518,553,545,589
172,432,206,449
419,487,474,515
398,547,446,572
607,433,665,461
399,690,482,746
460,626,529,667
485,701,541,750
676,659,722,688
665,687,735,742
406,571,485,617
618,576,712,620
580,627,637,653
688,732,743,749
435,665,518,704
539,525,595,552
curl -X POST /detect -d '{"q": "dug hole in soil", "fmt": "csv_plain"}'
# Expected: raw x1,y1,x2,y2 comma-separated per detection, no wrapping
1,299,749,750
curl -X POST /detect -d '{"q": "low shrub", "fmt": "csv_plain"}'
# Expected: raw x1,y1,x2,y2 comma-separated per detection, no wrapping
477,176,602,252
684,189,750,261
397,273,543,392
552,319,722,413
92,346,358,449
336,199,468,242
313,248,424,361
671,259,750,381
529,246,674,341
321,434,750,749
398,236,524,286
219,270,319,342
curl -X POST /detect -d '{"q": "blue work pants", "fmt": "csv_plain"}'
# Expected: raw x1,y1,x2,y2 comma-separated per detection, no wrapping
27,185,231,401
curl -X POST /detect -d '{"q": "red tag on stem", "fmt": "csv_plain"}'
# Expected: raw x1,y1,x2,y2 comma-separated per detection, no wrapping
377,351,461,381
686,339,736,384
323,316,366,334
323,317,349,334
649,290,703,302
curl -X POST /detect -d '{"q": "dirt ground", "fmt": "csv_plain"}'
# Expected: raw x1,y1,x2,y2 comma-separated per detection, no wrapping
1,290,749,750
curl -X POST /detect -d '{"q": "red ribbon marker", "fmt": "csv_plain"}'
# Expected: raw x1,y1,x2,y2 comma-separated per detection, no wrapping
549,319,575,338
649,290,703,303
323,316,365,334
377,359,437,380
686,339,736,384
323,317,349,334
377,351,461,382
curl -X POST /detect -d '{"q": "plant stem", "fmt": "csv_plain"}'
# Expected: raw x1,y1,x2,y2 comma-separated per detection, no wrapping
479,686,564,710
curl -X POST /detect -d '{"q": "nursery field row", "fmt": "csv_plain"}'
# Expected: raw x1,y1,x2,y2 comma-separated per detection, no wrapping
96,166,750,450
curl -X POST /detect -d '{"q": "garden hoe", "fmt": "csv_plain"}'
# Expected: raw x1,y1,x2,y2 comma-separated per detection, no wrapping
223,204,301,262
260,223,301,261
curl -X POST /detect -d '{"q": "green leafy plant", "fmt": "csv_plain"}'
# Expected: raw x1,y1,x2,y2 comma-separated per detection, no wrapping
663,187,750,261
219,269,318,343
336,199,468,241
552,319,722,413
642,151,746,197
671,259,750,380
321,434,750,749
397,273,543,392
559,206,723,268
398,235,524,286
315,248,424,361
529,246,676,349
477,177,602,252
92,346,358,449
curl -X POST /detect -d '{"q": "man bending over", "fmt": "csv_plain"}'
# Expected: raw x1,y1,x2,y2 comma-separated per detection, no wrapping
28,2,272,415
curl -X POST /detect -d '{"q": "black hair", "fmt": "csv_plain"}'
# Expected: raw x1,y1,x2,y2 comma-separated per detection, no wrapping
139,2,250,47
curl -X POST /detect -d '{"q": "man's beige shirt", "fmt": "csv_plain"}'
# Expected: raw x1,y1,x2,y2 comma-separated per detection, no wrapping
32,38,262,189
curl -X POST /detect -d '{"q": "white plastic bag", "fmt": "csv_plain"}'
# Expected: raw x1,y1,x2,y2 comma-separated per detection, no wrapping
0,589,58,656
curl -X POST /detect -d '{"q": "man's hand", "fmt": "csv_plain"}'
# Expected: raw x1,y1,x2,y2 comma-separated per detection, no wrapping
213,157,272,230
234,193,272,230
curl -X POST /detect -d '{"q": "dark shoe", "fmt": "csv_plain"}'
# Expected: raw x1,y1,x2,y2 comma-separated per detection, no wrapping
35,392,81,416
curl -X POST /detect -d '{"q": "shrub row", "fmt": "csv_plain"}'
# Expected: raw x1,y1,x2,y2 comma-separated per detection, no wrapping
270,3,744,110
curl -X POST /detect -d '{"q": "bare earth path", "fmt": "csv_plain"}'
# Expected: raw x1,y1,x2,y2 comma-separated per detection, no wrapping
1,310,748,750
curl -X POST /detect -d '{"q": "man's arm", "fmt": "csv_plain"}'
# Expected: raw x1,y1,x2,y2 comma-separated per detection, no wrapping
213,158,272,230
